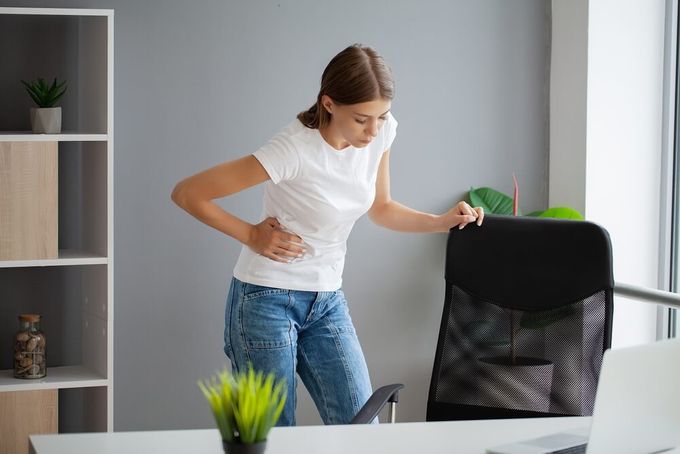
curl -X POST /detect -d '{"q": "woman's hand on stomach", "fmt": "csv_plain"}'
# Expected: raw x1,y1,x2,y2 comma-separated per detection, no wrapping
247,217,306,263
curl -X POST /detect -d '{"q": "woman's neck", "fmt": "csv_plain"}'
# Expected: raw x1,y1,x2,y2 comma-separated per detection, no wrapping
318,125,350,151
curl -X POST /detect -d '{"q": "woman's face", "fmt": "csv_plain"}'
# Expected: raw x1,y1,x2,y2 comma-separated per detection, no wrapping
321,95,392,149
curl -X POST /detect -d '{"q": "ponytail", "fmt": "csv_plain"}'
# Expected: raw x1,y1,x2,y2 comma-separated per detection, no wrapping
297,95,332,129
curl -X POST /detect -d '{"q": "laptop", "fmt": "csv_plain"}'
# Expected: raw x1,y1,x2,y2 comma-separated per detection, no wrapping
486,337,680,454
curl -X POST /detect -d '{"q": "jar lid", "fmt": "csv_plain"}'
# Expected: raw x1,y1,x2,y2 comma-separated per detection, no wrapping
19,314,41,322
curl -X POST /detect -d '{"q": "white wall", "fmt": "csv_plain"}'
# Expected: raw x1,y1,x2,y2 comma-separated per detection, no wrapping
549,0,588,215
0,0,552,429
551,0,667,347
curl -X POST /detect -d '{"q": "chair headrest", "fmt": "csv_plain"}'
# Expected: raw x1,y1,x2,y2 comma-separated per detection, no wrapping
446,215,614,310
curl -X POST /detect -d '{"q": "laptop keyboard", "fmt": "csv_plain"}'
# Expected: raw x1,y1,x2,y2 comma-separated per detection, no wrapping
551,444,588,454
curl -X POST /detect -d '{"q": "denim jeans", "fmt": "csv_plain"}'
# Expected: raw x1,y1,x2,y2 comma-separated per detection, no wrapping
223,277,375,426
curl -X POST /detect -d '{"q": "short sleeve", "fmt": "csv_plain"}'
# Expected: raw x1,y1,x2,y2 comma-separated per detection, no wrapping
384,112,398,151
252,127,301,184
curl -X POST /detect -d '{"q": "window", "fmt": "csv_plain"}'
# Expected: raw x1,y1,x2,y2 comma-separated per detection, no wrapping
670,0,679,339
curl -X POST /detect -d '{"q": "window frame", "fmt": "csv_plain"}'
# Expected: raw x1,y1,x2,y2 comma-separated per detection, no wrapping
666,0,679,339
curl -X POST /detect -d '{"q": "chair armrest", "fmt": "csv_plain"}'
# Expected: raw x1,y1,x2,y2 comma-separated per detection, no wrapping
350,383,405,424
614,282,680,309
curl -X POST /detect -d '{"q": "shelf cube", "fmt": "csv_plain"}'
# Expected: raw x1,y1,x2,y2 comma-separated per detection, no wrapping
0,141,58,260
0,389,58,454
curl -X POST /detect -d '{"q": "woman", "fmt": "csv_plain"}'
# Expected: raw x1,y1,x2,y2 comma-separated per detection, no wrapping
172,44,484,426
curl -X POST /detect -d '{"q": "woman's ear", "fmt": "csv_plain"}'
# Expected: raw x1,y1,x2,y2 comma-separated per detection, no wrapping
321,94,334,114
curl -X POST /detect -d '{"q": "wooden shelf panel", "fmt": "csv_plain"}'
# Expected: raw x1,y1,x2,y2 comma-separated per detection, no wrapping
0,132,108,142
0,366,108,392
0,250,108,268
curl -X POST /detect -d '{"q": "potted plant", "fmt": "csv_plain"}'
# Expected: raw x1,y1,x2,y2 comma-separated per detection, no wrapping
468,175,584,220
21,77,67,134
463,304,577,412
463,175,582,411
198,365,286,454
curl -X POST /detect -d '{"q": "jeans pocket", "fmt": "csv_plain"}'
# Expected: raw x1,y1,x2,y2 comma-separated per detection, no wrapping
242,283,289,302
327,291,356,334
241,289,293,349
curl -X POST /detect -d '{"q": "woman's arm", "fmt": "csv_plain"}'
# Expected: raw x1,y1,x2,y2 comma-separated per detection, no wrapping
367,150,484,233
171,155,305,262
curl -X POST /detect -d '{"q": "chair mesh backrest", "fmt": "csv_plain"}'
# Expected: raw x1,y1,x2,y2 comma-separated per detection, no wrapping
427,215,614,421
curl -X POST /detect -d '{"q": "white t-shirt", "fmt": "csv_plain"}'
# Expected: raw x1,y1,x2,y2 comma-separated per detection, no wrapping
233,112,398,291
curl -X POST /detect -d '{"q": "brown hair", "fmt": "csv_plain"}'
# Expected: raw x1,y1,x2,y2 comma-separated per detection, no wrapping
297,44,395,129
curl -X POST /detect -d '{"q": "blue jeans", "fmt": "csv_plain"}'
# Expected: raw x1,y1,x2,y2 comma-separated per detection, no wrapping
223,277,375,426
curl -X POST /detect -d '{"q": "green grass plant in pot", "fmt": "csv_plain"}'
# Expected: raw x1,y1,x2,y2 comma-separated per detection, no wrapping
198,365,286,454
21,77,67,134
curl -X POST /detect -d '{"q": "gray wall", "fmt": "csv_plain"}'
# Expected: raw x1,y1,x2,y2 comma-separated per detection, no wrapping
1,0,550,429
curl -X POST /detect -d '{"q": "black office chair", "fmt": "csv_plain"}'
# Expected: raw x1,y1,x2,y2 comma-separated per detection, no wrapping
428,214,614,420
353,214,614,424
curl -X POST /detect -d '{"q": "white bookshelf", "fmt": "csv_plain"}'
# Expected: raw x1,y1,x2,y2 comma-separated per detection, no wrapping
0,7,114,16
0,8,114,433
0,133,108,142
0,366,107,392
0,250,108,268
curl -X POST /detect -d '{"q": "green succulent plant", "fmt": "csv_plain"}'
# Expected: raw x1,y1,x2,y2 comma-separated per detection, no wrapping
198,364,286,444
21,77,67,108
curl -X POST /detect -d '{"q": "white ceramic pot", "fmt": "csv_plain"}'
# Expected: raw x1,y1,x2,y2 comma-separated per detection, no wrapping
30,107,62,134
475,356,554,413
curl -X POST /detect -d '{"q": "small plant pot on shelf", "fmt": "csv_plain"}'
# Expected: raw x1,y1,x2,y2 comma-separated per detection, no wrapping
30,107,62,134
222,440,267,454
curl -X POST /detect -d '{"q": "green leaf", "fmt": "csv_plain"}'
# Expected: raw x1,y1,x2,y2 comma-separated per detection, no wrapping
271,385,286,425
469,187,517,215
519,303,578,329
21,81,43,107
27,91,42,107
198,378,235,442
538,207,584,220
525,210,544,217
20,77,67,108
462,320,510,347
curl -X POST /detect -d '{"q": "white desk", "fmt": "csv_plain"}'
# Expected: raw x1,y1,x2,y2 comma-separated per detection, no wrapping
30,416,591,454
